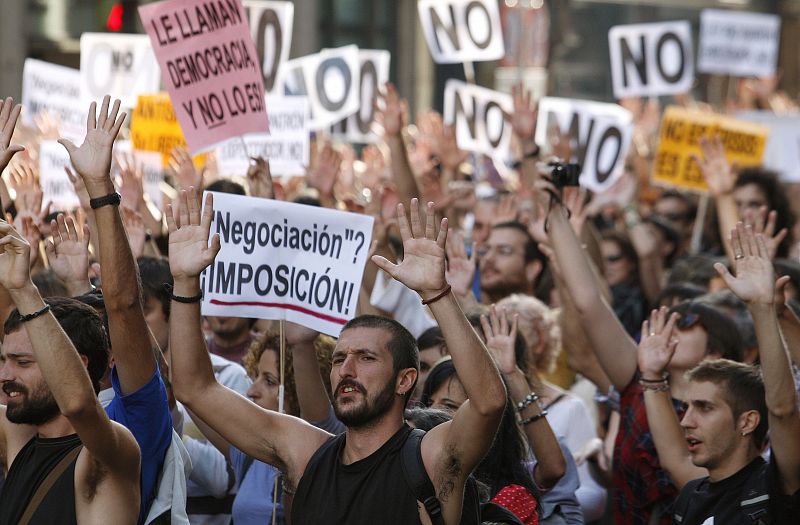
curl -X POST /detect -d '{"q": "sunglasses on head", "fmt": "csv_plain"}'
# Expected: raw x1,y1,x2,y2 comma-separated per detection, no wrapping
676,312,702,330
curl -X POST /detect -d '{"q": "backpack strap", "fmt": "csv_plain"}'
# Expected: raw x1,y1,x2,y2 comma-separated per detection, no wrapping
400,428,444,525
19,444,83,525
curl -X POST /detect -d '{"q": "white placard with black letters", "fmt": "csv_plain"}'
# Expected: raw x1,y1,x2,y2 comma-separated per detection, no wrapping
331,50,391,143
698,9,781,78
443,79,512,160
418,0,504,64
243,0,294,93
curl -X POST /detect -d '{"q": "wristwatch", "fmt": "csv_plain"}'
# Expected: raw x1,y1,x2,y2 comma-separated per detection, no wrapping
89,191,122,210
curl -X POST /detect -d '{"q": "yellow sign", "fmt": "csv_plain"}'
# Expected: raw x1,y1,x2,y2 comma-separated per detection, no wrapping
131,93,206,167
652,106,768,192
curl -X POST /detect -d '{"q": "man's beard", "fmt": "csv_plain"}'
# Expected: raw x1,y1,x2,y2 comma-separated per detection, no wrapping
333,377,397,430
3,380,61,426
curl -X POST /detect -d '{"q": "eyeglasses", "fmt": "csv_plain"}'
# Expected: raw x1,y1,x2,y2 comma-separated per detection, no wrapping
605,254,625,263
476,244,519,258
676,312,702,331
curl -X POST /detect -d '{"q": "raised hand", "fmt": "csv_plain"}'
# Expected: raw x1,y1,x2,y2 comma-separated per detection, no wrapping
65,166,91,210
0,221,32,291
562,186,588,236
166,188,220,281
247,156,274,199
376,82,406,137
45,214,91,290
741,205,787,261
58,95,126,193
117,153,145,211
0,98,25,172
307,144,341,198
168,147,204,191
371,199,448,299
481,305,520,376
692,135,736,197
714,223,780,305
284,321,319,346
18,216,42,269
9,162,43,220
492,194,520,226
445,228,476,298
505,83,537,142
637,307,679,381
121,206,147,258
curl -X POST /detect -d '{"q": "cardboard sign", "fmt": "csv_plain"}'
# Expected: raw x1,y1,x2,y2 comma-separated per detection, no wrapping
653,106,768,192
278,46,361,130
608,21,694,99
216,96,310,177
21,59,84,142
443,80,512,160
534,97,634,193
698,9,781,78
39,141,80,210
130,93,192,165
243,0,294,93
331,50,391,143
139,0,269,154
80,33,161,108
738,111,800,183
201,192,373,336
418,0,504,64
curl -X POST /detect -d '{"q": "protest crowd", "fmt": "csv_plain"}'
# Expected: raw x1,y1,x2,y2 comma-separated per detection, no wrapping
1,1,800,524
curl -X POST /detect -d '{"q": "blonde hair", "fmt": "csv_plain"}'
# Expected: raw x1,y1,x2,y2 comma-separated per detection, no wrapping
497,294,562,374
243,332,337,416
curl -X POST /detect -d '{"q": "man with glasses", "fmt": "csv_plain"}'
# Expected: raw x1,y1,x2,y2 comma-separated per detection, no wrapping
477,222,547,304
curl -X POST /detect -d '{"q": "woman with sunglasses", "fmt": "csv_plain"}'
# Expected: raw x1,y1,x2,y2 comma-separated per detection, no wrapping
600,231,648,338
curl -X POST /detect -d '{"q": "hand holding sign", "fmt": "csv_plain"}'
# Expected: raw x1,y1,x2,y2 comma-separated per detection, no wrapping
0,98,25,174
167,188,221,283
372,199,448,301
59,96,127,196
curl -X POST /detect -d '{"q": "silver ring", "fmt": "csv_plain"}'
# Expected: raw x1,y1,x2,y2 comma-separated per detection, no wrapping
649,332,655,336
735,254,744,260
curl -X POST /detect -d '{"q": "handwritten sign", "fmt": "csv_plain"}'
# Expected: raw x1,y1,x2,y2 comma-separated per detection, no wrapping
39,141,80,210
535,97,634,193
139,0,269,153
131,93,192,165
443,80,512,159
608,21,694,99
653,106,768,192
243,0,294,93
698,9,781,78
201,192,374,336
418,0,504,64
22,59,84,142
80,33,161,108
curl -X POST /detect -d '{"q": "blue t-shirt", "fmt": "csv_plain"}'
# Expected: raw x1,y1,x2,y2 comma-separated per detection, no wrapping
105,368,172,524
230,447,284,525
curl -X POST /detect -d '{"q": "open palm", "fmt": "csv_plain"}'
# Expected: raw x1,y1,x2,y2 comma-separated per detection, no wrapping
715,223,775,304
167,189,221,281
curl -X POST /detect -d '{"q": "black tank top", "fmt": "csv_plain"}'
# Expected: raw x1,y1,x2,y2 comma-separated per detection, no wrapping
0,433,82,525
291,424,423,525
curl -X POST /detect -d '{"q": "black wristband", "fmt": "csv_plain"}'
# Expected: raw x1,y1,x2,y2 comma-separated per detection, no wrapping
164,283,203,304
19,304,51,323
89,192,122,210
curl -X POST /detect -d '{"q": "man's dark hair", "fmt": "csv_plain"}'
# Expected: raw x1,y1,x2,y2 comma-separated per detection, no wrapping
656,282,706,308
670,301,744,362
5,297,109,393
735,168,795,258
686,359,768,448
204,179,247,195
668,255,727,288
138,256,173,320
491,221,545,266
341,315,419,403
416,326,444,351
657,190,697,222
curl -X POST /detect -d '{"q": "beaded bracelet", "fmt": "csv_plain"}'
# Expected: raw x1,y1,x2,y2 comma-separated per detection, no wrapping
18,304,51,323
639,378,670,393
519,410,548,426
515,392,540,413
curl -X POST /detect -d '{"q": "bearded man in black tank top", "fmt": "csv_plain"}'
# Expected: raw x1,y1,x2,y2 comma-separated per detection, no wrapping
168,195,507,524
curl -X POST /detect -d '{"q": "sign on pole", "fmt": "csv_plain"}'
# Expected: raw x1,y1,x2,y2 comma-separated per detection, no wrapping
608,21,694,99
243,0,294,93
80,33,161,108
201,192,374,336
139,0,269,154
443,80,513,160
22,59,85,142
418,0,504,64
216,96,310,177
698,9,781,78
653,106,768,192
331,50,391,143
534,97,634,193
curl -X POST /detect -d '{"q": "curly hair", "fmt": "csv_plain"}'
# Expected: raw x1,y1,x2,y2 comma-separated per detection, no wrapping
242,331,336,416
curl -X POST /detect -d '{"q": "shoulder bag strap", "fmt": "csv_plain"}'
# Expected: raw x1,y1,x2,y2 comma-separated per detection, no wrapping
19,444,84,525
400,429,444,525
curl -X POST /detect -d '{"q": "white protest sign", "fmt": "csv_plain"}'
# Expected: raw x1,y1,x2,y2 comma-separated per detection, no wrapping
243,0,294,93
443,80,512,160
115,140,165,208
278,46,360,130
80,33,161,108
201,192,374,336
39,141,80,210
331,50,391,143
21,59,84,142
608,21,694,99
418,0,504,64
534,97,633,193
698,9,781,78
216,96,310,177
738,111,800,183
